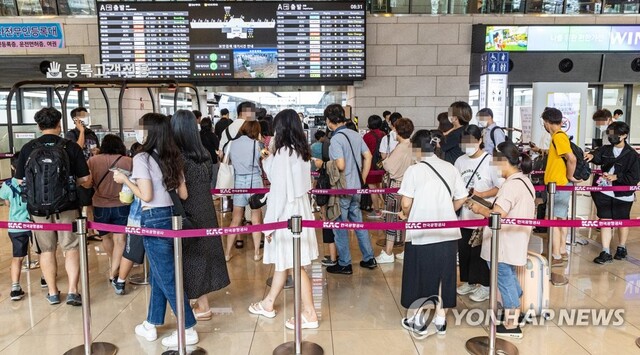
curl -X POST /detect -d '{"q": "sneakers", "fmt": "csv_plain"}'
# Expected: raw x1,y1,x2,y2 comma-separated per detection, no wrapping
469,286,490,302
614,246,627,260
594,251,613,265
66,293,82,306
395,251,404,260
40,276,47,289
161,327,199,347
375,250,395,264
368,210,384,219
135,321,157,342
434,321,447,335
496,324,523,339
10,288,25,301
326,264,353,275
401,318,429,337
456,282,477,296
321,255,338,267
46,292,61,305
551,258,566,268
359,258,378,269
112,279,126,295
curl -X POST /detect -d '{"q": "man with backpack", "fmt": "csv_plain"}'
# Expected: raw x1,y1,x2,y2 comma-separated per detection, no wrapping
477,108,506,154
324,104,377,275
16,107,91,306
541,108,581,268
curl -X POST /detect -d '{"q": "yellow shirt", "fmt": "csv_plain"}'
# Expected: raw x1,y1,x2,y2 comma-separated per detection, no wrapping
544,131,571,186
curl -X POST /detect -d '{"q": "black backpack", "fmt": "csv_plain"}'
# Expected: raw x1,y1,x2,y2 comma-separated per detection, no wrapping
315,162,331,207
552,132,591,181
23,140,75,217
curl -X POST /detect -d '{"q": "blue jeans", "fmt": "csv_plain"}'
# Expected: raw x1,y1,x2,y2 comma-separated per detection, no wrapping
334,195,374,266
489,262,523,309
142,206,196,328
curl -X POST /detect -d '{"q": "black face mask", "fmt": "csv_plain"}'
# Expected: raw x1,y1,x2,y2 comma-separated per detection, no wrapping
608,135,622,145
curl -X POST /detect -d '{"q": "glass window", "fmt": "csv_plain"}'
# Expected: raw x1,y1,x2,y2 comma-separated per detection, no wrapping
603,0,639,13
0,0,18,16
510,87,532,144
0,90,18,124
21,89,49,124
57,0,95,15
583,87,598,147
16,0,42,15
51,90,79,128
160,91,192,116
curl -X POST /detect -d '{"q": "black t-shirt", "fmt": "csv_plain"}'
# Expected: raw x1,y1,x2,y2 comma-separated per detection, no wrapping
16,135,90,182
65,128,100,160
214,118,233,140
200,130,220,164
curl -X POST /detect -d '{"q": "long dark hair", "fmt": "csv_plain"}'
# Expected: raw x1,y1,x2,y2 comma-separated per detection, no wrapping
171,109,211,164
273,109,311,161
99,134,126,156
140,113,184,190
412,129,444,159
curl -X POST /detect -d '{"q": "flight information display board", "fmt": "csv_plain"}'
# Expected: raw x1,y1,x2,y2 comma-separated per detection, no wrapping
97,1,366,82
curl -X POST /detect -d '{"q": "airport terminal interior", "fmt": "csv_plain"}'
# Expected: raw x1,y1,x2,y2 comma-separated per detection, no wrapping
2,0,640,354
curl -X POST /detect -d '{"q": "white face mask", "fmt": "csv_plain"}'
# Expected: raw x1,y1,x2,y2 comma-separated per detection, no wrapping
477,121,487,128
465,146,478,156
597,125,607,131
77,116,90,126
135,129,146,144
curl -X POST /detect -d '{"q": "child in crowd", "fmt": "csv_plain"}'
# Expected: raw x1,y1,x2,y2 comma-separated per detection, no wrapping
0,152,32,300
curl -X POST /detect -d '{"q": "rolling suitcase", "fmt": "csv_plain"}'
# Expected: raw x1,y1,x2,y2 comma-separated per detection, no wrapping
517,251,550,318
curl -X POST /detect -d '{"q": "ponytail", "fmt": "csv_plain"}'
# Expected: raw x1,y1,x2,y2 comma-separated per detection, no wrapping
519,152,532,174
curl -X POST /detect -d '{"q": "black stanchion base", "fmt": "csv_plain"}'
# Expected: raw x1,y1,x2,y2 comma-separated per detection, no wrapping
273,341,323,355
162,346,207,355
64,342,118,355
129,273,149,285
465,336,518,355
635,337,640,348
266,275,294,289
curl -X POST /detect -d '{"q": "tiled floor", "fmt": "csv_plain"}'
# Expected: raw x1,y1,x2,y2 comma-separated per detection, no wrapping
0,201,640,354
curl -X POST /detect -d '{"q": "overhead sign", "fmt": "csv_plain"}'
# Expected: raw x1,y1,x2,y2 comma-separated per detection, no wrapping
44,61,150,79
479,74,508,127
485,25,640,52
480,52,509,75
0,23,64,49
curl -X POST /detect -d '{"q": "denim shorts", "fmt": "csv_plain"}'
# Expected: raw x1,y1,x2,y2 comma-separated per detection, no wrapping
233,173,263,207
94,205,131,236
553,184,572,219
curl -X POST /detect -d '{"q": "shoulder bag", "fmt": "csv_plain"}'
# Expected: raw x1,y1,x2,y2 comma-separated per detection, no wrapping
215,139,235,194
336,131,372,211
78,156,123,206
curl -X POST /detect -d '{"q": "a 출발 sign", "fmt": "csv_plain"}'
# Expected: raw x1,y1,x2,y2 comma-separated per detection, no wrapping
0,23,64,49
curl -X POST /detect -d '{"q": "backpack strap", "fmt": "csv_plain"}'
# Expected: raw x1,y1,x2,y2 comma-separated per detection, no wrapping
490,126,500,147
420,161,452,197
95,156,123,192
515,177,534,198
465,154,489,190
336,131,365,187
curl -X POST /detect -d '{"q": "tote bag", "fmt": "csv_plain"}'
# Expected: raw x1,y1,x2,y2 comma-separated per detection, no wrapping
215,140,235,196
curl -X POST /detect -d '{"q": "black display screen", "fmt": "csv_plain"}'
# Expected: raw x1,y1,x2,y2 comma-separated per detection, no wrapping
97,1,366,82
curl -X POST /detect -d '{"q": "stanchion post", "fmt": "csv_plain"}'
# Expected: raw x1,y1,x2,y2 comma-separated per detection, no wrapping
64,218,118,355
161,216,206,355
465,213,518,355
570,190,577,247
129,256,149,285
274,216,323,355
547,182,568,286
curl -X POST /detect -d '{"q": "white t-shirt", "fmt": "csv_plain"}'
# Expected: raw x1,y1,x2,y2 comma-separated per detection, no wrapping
454,152,504,225
398,155,468,245
379,131,398,156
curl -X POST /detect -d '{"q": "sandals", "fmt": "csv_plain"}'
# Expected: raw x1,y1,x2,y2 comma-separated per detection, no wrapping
193,308,213,321
248,301,276,318
285,315,319,330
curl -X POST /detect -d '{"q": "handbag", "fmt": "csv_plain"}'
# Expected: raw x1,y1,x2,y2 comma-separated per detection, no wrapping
79,156,123,206
468,227,484,247
248,141,267,210
215,139,235,195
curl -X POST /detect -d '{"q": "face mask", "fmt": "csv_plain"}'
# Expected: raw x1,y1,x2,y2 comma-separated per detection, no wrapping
78,116,90,126
608,135,621,145
465,146,478,156
477,121,487,128
597,125,607,131
135,129,146,144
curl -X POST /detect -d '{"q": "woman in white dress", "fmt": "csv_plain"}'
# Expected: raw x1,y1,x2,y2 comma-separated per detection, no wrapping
248,109,320,329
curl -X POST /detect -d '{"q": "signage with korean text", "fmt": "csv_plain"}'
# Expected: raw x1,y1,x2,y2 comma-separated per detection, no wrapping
0,23,64,49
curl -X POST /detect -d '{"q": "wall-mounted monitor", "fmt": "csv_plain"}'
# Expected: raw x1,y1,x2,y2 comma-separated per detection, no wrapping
97,1,366,83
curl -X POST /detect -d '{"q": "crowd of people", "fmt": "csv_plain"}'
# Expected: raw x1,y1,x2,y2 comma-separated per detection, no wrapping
2,100,637,346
